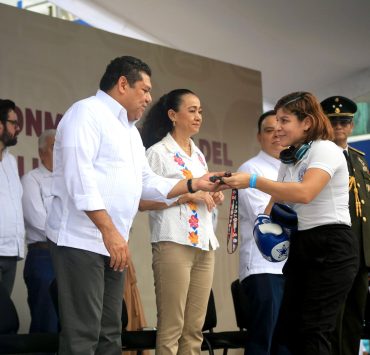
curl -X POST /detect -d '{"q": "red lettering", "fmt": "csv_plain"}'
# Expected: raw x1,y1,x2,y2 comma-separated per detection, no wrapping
199,139,211,162
17,156,24,177
17,156,40,176
45,112,62,130
223,143,233,166
197,139,233,166
14,106,24,132
32,158,39,169
212,141,222,165
25,108,42,137
14,108,62,137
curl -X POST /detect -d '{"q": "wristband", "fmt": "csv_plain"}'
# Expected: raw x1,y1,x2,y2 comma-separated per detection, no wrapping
187,178,196,193
249,173,258,188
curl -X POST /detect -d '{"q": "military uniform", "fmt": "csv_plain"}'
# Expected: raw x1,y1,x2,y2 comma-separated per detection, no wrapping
332,146,370,355
321,96,370,355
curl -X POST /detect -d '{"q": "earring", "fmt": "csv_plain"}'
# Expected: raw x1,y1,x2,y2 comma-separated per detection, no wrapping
172,121,176,127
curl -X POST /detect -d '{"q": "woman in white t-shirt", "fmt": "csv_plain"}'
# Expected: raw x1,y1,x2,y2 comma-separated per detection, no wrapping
223,92,359,355
139,89,223,355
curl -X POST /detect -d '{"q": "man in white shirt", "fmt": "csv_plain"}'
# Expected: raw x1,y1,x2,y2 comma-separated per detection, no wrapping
0,99,24,296
22,129,58,337
46,56,218,355
237,110,285,355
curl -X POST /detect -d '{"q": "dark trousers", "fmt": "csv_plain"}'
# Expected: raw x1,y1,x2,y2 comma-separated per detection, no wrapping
330,260,369,355
49,241,125,355
241,273,285,355
273,224,359,355
0,256,17,295
24,248,58,334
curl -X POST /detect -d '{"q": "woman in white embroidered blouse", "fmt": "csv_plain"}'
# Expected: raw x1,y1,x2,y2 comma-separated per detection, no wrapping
139,89,224,355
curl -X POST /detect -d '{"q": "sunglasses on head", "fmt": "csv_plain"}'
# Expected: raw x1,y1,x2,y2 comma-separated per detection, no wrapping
329,117,352,126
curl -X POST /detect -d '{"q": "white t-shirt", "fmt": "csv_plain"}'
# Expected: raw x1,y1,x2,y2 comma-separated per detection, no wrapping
238,150,284,281
277,140,350,230
146,133,219,251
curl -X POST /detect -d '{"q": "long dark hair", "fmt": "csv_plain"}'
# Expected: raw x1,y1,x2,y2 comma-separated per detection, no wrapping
141,89,196,149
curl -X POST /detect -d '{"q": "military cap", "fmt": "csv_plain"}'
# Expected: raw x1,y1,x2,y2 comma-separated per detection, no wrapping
320,96,357,118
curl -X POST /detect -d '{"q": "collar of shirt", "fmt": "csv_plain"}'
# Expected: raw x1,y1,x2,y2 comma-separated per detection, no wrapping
95,89,134,129
0,148,9,161
38,163,52,176
258,150,281,169
162,132,197,158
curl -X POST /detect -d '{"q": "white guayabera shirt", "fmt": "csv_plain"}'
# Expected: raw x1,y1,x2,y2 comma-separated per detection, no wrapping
0,149,24,258
46,90,178,256
22,164,52,244
238,150,284,281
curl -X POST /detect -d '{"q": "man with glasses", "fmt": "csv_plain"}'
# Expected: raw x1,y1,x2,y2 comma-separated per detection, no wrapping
321,96,370,355
0,99,24,295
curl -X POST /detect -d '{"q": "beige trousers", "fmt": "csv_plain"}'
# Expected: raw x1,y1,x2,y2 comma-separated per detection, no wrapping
152,241,215,355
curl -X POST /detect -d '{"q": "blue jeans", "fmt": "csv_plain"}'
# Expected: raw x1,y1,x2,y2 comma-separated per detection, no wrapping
23,248,58,334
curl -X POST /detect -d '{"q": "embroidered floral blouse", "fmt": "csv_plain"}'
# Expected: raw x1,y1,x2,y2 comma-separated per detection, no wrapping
145,133,219,251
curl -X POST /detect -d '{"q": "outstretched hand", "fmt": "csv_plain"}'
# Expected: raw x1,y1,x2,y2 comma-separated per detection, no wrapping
192,172,228,192
221,172,251,189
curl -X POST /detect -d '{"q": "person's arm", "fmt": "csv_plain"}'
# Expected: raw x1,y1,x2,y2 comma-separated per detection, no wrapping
139,190,217,212
223,168,331,204
21,172,47,234
237,161,274,222
141,145,223,203
264,199,275,214
166,173,222,198
85,210,129,271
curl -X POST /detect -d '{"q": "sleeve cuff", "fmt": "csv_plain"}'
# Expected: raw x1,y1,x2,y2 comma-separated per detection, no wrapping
74,194,106,211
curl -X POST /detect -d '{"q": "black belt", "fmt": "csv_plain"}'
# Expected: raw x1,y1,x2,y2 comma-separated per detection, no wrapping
28,241,49,250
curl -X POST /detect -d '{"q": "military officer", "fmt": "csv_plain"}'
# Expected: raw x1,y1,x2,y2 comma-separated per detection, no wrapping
321,95,370,355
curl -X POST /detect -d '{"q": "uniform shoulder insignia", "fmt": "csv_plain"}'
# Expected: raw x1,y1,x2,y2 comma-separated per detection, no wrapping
348,146,365,156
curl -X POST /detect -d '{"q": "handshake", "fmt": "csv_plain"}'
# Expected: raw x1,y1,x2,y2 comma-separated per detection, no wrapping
253,203,298,262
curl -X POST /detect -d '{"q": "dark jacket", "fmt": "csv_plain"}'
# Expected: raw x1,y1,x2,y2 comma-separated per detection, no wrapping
348,146,370,267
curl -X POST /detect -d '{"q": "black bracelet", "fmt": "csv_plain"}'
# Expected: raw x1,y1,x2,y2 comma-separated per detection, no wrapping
187,178,196,193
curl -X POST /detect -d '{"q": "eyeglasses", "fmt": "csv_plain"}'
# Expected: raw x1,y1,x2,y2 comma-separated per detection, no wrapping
329,119,352,127
6,120,20,128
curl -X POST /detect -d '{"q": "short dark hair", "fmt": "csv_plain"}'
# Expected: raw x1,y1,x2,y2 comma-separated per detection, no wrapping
99,56,151,92
274,91,333,142
141,89,196,149
258,110,276,133
0,99,16,123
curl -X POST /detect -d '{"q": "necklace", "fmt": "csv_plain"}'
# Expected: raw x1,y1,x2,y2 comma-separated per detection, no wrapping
181,143,191,155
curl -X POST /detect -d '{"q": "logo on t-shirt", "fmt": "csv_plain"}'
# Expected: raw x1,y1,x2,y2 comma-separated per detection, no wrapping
298,163,307,182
